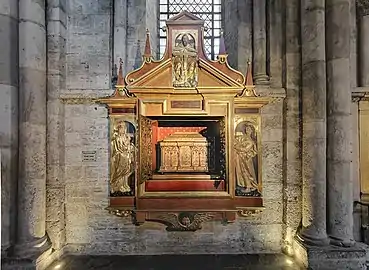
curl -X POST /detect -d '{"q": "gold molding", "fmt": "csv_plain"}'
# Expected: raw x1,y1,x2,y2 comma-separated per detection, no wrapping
360,101,369,201
237,207,265,217
106,207,133,217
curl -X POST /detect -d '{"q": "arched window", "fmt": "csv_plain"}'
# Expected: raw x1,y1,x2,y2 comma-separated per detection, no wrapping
158,0,222,60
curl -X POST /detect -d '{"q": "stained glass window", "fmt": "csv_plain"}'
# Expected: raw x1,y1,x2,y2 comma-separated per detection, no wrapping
158,0,222,60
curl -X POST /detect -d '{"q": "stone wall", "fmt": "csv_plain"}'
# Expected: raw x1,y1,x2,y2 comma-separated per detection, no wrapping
63,100,285,255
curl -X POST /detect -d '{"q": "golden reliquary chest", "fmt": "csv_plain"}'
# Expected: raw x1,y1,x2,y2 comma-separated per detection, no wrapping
159,132,209,173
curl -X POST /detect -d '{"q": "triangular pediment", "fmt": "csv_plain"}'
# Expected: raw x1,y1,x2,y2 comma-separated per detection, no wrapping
166,11,203,23
127,59,243,90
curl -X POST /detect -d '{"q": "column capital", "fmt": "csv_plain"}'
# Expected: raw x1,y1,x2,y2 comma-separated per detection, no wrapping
357,0,369,17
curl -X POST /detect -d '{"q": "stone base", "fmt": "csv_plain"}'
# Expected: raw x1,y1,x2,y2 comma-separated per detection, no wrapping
293,238,367,270
253,74,270,85
1,248,53,270
1,239,63,270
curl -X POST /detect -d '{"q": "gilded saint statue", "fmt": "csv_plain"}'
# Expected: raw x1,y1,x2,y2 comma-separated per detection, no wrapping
234,122,260,197
172,33,198,87
110,121,135,194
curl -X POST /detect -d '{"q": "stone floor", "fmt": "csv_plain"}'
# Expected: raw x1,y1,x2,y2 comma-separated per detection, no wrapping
46,254,304,270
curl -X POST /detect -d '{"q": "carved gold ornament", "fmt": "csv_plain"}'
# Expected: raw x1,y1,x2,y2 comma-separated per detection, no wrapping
156,212,214,231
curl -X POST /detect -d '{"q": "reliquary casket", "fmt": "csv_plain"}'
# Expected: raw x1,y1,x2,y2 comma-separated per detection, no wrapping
159,132,209,173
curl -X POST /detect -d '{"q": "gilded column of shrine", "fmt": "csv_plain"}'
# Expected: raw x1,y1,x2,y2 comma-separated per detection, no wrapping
357,0,369,213
16,0,51,256
358,0,369,87
299,0,329,245
326,0,354,246
252,0,269,84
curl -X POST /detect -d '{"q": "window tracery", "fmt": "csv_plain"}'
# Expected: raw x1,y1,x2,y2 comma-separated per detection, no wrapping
158,0,222,60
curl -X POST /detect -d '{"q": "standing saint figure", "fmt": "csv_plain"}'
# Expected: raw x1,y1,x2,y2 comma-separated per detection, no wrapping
110,121,135,194
234,124,259,195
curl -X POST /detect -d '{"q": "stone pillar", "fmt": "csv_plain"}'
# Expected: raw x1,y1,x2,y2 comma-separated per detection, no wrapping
299,0,329,246
282,0,302,248
114,0,127,69
268,0,283,87
236,0,252,74
46,0,67,250
126,0,158,72
0,0,18,256
358,1,369,86
223,0,239,69
252,0,269,84
326,0,354,246
16,0,51,256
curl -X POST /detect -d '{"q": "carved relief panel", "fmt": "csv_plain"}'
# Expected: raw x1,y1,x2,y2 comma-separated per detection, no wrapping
234,114,262,197
172,31,198,87
109,116,137,197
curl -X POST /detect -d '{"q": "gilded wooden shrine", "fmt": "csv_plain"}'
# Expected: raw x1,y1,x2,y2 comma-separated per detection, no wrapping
99,11,271,231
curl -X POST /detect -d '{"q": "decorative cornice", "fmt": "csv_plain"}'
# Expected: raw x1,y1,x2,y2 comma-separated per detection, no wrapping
60,97,98,105
254,87,286,103
357,0,369,17
352,87,369,102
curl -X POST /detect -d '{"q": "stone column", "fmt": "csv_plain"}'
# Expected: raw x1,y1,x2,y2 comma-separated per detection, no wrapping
16,0,51,256
268,0,283,87
236,0,252,74
326,0,354,246
46,0,67,250
113,0,127,70
283,0,302,248
223,0,239,68
299,0,329,246
126,0,158,72
0,0,18,255
252,0,269,84
358,1,369,86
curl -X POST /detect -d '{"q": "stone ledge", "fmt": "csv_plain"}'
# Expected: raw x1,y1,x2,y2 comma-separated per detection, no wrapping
293,238,367,270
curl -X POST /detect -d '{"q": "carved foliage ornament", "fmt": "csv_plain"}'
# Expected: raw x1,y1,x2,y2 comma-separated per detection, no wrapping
108,208,132,217
357,0,369,17
238,208,264,217
155,212,214,231
139,116,153,183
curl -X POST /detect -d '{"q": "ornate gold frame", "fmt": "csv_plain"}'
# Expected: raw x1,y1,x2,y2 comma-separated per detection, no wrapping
98,11,272,230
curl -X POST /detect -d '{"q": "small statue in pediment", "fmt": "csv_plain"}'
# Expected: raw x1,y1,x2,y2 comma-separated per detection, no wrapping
172,33,198,88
